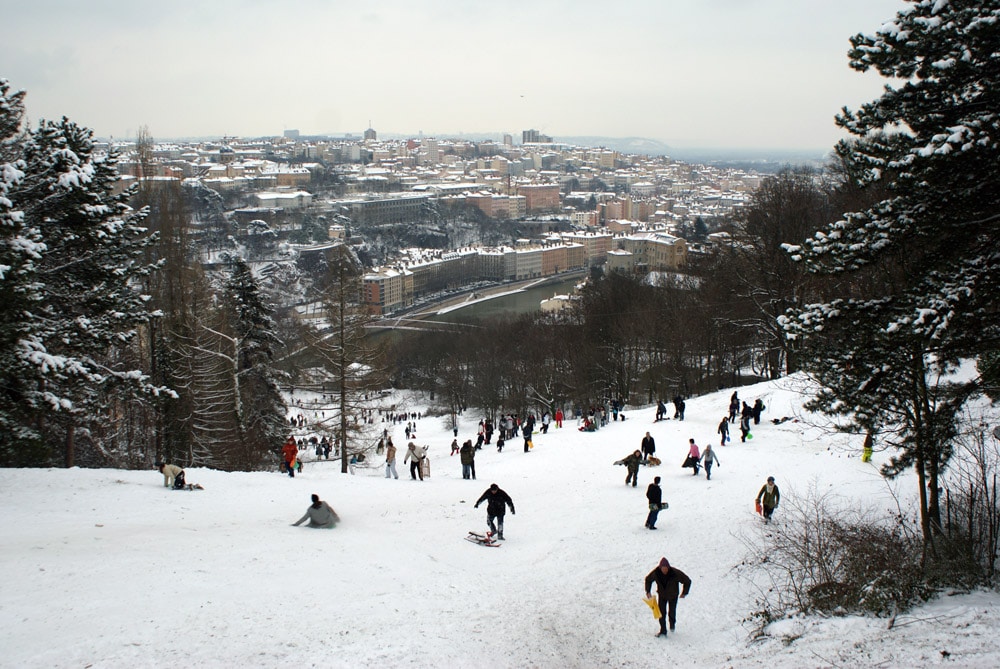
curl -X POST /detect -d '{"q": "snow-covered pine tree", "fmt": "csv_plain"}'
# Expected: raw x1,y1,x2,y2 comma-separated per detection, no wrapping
0,81,165,465
223,257,287,469
781,0,1000,548
0,79,37,458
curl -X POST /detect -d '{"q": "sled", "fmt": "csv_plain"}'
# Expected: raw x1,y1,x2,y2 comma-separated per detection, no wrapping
466,531,501,547
755,500,763,516
643,595,660,619
420,457,430,479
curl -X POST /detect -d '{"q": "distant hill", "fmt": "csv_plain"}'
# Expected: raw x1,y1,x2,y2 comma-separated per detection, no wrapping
553,135,674,155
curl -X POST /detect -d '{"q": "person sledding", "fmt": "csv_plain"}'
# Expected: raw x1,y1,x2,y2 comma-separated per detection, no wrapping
474,483,515,540
292,493,340,528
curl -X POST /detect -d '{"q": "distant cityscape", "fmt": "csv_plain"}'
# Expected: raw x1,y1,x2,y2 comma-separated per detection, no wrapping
110,126,777,316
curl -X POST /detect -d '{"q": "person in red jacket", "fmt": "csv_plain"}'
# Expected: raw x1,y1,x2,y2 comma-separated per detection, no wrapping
644,557,692,638
282,437,298,478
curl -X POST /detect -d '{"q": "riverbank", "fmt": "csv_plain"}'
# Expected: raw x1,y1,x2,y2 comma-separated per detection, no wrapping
405,270,587,319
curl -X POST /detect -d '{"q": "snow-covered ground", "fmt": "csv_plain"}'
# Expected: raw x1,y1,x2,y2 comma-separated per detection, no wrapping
2,376,998,668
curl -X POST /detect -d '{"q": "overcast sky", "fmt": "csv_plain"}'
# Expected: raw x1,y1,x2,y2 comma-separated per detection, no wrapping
1,0,906,150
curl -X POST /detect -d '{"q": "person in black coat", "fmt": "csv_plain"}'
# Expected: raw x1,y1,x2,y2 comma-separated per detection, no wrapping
474,483,515,540
645,477,664,529
644,557,692,637
640,431,656,464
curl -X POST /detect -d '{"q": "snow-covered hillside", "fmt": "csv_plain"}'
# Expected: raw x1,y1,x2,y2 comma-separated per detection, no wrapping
2,375,998,668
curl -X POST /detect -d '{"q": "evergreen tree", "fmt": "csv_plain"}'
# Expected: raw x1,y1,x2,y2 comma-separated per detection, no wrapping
223,257,287,469
781,1,1000,549
0,80,164,465
0,80,36,455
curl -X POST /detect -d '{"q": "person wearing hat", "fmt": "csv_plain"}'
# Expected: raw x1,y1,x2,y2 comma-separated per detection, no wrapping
292,494,340,528
473,483,515,540
644,557,692,637
756,476,781,522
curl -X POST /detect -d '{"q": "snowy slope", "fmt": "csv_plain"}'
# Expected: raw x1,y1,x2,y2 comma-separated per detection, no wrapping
1,375,998,669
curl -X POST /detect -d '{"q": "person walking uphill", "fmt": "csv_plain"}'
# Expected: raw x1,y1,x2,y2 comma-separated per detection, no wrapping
644,557,691,637
645,476,665,529
717,417,729,447
385,440,398,479
474,483,515,540
756,476,780,522
292,494,340,528
701,443,720,480
616,449,643,487
404,442,427,481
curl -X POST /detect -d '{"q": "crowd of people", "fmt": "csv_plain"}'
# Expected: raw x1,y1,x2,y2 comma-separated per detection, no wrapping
155,384,787,641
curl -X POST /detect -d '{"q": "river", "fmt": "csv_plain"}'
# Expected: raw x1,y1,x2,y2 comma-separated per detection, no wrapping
431,274,584,324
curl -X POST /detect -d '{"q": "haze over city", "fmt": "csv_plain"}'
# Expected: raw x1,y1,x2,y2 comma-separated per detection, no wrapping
2,0,905,150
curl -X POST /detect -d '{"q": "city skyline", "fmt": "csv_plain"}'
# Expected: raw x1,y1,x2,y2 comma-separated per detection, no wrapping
3,0,905,150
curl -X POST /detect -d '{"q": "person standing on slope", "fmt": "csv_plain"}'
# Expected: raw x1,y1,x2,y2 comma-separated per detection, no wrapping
644,557,691,637
282,436,298,478
640,431,656,464
474,483,515,540
616,449,643,487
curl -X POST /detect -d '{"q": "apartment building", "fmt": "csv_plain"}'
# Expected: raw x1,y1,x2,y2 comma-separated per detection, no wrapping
620,231,688,272
517,183,561,213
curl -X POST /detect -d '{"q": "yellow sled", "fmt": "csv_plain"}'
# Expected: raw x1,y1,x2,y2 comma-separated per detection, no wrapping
643,595,660,619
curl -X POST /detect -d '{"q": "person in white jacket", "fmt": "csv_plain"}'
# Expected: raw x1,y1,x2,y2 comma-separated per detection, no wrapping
403,442,427,481
292,494,340,528
157,462,185,489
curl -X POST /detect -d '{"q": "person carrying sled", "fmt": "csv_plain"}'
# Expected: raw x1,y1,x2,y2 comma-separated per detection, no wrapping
645,476,664,530
292,494,340,528
717,417,729,446
474,483,515,540
640,432,656,465
616,449,643,487
404,442,426,481
755,476,780,522
682,439,701,475
644,557,691,637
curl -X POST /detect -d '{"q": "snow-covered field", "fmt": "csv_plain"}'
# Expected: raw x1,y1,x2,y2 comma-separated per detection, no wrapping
2,376,998,668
